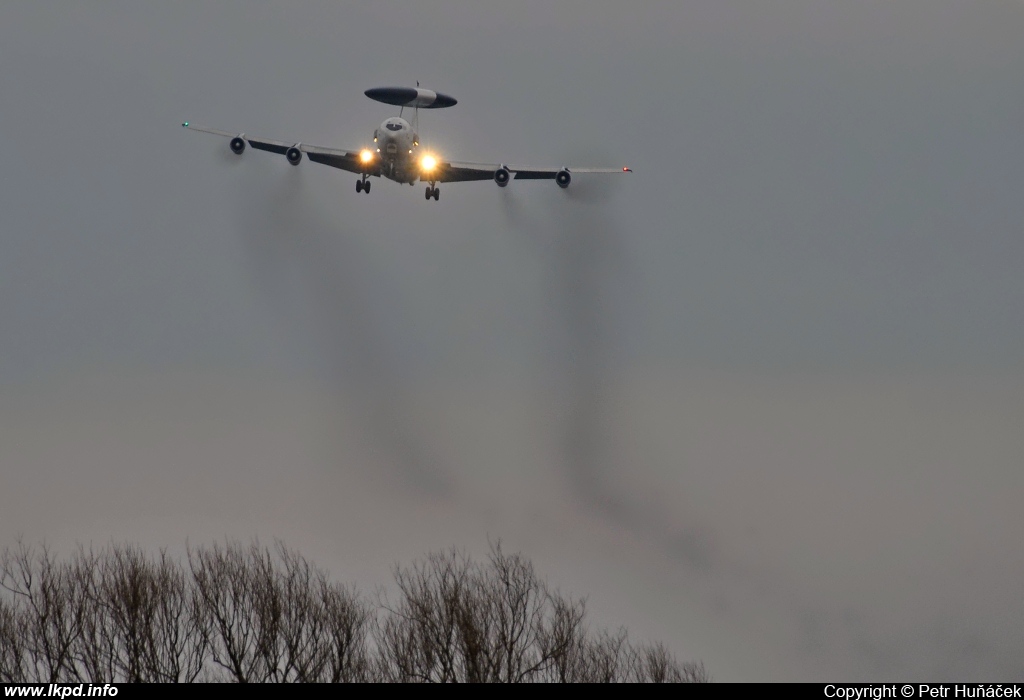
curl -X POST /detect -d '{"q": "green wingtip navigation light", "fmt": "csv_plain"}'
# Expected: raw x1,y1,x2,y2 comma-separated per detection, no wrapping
182,122,189,127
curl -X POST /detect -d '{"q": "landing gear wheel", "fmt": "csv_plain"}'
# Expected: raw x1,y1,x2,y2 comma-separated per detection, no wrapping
364,180,370,193
425,186,433,200
356,180,363,193
433,187,440,201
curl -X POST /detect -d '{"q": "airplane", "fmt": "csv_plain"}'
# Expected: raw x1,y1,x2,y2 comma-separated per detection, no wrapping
183,86,631,202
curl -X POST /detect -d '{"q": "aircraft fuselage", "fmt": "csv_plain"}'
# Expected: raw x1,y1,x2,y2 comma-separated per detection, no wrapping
373,117,422,184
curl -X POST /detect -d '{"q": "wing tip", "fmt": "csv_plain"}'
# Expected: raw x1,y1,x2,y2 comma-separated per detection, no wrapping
623,167,632,172
182,121,189,128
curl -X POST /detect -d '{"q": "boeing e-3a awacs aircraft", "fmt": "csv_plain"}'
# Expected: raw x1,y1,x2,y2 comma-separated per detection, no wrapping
183,86,631,201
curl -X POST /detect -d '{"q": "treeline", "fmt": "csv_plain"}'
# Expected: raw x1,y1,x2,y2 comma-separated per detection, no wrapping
0,541,707,683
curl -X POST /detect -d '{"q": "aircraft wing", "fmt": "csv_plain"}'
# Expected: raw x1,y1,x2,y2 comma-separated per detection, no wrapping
301,144,379,175
430,162,498,183
182,125,237,139
433,161,631,183
182,123,376,175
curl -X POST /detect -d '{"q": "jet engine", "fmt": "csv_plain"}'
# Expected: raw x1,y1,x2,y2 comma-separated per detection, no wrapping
286,145,302,166
555,169,571,189
229,136,246,155
494,165,511,187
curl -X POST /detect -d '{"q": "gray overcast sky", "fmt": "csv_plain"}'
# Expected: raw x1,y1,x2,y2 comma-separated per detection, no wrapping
1,1,1022,681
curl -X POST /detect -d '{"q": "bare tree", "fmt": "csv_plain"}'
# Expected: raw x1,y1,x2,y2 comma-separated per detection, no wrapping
187,541,370,682
375,548,470,682
85,546,207,682
188,541,282,682
0,594,27,682
0,542,91,682
629,641,710,683
1,540,706,683
273,545,370,682
374,542,703,683
535,590,589,682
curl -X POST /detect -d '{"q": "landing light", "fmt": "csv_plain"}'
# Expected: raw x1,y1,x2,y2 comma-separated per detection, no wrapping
420,155,437,172
360,149,374,164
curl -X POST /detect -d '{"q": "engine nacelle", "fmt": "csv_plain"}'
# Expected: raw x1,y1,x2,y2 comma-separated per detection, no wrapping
494,165,511,187
229,135,246,155
555,169,571,189
286,144,302,166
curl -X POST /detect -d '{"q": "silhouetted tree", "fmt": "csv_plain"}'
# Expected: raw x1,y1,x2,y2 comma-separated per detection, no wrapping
0,540,707,683
1,543,90,682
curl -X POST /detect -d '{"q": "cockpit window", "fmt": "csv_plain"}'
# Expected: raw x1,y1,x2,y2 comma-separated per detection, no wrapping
385,122,403,131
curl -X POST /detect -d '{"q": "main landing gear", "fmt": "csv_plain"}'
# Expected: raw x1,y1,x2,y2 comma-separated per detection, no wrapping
356,175,371,193
424,184,440,201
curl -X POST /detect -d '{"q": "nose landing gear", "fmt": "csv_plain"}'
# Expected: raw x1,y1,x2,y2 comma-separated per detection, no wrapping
424,184,440,201
356,175,371,193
